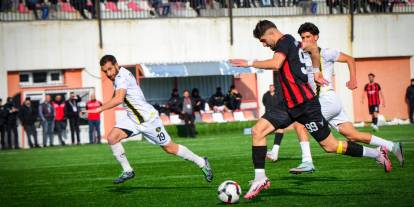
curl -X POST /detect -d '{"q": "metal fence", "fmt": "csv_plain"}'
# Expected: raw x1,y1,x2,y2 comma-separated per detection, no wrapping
0,0,413,21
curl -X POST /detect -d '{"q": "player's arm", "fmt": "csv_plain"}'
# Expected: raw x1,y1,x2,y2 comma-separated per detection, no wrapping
84,89,126,114
229,53,286,71
361,86,366,104
336,52,357,90
379,90,386,107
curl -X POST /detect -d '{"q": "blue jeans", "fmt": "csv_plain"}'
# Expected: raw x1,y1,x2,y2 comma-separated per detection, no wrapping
42,120,54,146
88,120,101,144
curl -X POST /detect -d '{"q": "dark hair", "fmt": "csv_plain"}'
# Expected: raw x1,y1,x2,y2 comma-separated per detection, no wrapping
253,20,277,39
298,22,320,36
411,78,414,82
368,73,375,77
100,55,117,67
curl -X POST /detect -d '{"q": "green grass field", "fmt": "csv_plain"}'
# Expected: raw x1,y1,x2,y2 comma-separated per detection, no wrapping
0,124,413,207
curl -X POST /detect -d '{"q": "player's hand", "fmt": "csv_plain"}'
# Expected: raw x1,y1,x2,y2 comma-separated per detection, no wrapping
346,79,357,90
314,72,329,86
229,59,248,67
301,41,318,53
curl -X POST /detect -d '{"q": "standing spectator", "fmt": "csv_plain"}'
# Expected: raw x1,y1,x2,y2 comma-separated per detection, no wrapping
405,78,414,124
226,85,242,111
70,0,96,19
167,88,181,114
86,93,102,144
18,99,40,148
65,92,81,145
191,88,205,112
52,95,66,146
0,98,7,149
39,94,55,147
179,90,196,138
209,87,228,112
362,73,385,131
25,0,50,20
4,97,19,149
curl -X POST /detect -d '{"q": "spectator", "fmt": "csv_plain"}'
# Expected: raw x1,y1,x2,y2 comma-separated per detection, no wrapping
179,90,196,138
362,73,385,131
4,97,19,149
405,78,414,124
226,85,242,111
70,0,96,19
25,0,49,20
191,88,205,112
297,0,312,14
167,88,181,114
0,98,7,149
0,0,13,12
52,95,66,146
190,0,202,16
65,92,81,145
86,93,102,144
242,0,257,7
39,94,55,147
19,99,40,148
209,87,228,112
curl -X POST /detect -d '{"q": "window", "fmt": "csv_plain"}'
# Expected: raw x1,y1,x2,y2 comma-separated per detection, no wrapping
19,70,63,87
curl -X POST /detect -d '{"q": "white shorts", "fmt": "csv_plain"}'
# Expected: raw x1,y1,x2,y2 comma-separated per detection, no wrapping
115,115,171,146
319,90,350,131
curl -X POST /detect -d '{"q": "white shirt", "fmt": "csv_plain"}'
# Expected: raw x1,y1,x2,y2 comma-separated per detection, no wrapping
114,67,157,124
307,48,340,94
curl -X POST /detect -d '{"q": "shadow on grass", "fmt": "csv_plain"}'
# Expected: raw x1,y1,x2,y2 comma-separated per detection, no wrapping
106,185,213,193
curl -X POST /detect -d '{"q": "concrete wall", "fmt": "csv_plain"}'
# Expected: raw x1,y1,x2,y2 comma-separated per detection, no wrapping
1,14,413,131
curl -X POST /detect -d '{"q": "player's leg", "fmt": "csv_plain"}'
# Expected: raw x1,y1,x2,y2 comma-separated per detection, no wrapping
371,106,379,131
289,123,315,174
266,128,284,162
338,122,404,167
142,116,213,182
107,127,135,184
244,118,276,199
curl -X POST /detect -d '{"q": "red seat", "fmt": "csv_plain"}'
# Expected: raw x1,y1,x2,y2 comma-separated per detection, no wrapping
160,114,170,125
243,110,257,121
201,113,213,123
223,111,235,122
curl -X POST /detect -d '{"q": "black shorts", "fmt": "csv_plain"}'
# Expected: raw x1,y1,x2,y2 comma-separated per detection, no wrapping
369,105,379,114
262,98,331,142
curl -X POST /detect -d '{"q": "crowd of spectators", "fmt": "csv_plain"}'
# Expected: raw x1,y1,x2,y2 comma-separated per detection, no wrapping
0,0,409,20
0,92,102,150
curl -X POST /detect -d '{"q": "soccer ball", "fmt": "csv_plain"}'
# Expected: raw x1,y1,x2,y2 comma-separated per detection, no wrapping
217,180,242,204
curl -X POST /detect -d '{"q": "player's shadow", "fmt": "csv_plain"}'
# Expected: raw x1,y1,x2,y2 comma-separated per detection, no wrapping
106,185,213,193
279,175,340,186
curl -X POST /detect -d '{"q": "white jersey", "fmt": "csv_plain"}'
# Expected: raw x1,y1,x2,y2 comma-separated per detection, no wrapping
114,67,157,124
306,48,340,94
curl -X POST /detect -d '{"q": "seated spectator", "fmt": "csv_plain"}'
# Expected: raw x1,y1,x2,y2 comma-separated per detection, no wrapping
167,88,181,114
226,85,242,111
209,87,228,112
19,98,40,148
25,0,50,20
297,0,312,15
191,88,205,112
70,0,96,19
179,90,196,138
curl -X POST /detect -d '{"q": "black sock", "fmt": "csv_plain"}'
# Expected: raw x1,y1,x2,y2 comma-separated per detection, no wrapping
273,133,284,145
252,146,267,169
344,141,363,157
373,117,378,125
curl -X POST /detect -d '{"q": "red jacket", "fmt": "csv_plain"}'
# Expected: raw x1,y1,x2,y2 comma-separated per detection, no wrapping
86,100,102,121
52,101,66,121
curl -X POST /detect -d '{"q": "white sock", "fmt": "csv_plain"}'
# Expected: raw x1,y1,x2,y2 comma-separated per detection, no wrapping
111,143,133,172
363,146,379,158
254,169,266,181
177,145,205,168
300,141,313,163
369,135,394,151
271,144,280,154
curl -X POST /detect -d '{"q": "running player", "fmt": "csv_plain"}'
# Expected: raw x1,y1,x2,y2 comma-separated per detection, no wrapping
230,20,392,200
362,73,385,131
84,55,213,184
269,22,404,174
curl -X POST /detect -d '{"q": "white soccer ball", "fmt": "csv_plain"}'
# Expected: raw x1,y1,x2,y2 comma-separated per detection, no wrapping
217,180,242,204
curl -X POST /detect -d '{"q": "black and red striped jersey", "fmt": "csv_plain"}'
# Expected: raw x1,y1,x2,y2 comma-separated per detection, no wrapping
364,82,381,106
273,34,315,108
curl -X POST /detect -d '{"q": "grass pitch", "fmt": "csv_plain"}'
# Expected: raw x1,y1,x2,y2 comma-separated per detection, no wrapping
0,125,413,207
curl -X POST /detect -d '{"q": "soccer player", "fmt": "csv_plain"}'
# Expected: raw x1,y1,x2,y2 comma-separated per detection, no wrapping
230,20,391,200
263,84,315,173
362,73,385,131
84,55,213,184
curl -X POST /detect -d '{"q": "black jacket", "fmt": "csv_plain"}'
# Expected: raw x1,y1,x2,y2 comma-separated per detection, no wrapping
209,92,226,107
18,105,38,126
406,85,414,105
178,97,196,114
262,91,284,112
65,98,81,119
4,102,18,126
0,104,8,126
